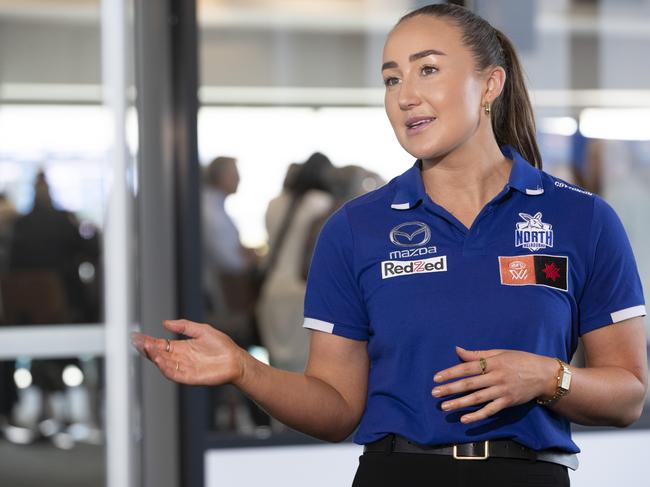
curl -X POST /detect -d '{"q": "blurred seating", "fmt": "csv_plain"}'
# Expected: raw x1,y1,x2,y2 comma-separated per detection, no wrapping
0,271,68,326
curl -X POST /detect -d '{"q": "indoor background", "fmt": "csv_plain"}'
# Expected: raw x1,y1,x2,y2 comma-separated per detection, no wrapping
0,1,648,486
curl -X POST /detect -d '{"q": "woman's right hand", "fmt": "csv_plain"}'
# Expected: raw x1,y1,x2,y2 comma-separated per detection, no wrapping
131,319,247,386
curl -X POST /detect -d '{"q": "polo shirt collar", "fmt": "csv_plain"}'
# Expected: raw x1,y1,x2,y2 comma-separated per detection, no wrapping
389,159,426,210
501,144,544,196
390,144,544,211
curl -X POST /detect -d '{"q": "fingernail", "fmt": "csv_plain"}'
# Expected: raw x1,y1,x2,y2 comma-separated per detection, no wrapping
461,416,470,423
434,374,442,382
442,403,452,411
456,345,466,351
432,388,442,397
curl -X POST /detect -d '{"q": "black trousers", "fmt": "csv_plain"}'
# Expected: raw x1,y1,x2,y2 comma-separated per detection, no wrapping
352,451,570,487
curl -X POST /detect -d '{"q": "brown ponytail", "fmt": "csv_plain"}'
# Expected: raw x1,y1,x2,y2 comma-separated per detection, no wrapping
397,4,543,169
492,30,541,169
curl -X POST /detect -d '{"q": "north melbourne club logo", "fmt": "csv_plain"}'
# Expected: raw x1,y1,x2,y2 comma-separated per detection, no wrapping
515,212,553,252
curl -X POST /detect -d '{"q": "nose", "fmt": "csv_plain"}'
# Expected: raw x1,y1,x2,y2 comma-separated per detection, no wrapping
398,77,421,110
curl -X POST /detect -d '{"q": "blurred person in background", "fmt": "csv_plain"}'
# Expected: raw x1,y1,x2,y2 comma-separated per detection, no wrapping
0,192,17,273
135,4,647,485
256,152,335,378
570,131,604,195
0,192,18,432
202,156,259,346
256,160,384,383
8,171,100,323
3,170,100,446
202,156,267,433
302,164,385,276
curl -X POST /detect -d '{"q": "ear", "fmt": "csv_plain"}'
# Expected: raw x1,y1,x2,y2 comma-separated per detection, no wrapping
484,65,506,104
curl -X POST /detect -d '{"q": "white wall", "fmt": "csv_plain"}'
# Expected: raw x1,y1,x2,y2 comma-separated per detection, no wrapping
205,430,650,487
205,443,362,487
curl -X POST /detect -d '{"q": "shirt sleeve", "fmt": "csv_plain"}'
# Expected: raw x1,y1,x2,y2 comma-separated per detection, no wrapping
578,196,646,336
302,206,370,340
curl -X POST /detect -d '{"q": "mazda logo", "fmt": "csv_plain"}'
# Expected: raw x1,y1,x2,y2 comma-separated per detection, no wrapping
389,221,431,247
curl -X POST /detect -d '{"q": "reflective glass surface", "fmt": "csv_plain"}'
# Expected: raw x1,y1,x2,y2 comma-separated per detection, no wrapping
0,1,107,484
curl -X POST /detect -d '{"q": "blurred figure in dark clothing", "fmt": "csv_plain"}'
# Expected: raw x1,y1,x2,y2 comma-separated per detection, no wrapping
1,170,101,446
9,171,100,323
0,193,18,425
9,172,99,323
0,193,17,273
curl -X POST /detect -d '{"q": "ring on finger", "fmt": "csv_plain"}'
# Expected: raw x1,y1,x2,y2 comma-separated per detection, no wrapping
479,357,487,374
165,339,171,353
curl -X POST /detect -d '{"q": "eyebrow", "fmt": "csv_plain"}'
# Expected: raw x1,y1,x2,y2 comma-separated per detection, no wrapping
381,49,447,71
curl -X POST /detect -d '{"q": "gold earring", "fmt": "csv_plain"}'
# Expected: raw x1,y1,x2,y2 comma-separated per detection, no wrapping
484,102,491,114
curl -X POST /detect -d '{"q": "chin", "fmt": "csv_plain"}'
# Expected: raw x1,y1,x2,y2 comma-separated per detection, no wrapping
404,133,475,163
394,127,445,157
400,140,446,162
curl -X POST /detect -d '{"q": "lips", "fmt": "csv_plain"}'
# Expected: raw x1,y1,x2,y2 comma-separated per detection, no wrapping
405,116,436,134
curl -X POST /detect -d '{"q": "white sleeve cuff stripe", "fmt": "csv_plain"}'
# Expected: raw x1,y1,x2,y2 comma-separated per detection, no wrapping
303,317,334,333
610,305,647,323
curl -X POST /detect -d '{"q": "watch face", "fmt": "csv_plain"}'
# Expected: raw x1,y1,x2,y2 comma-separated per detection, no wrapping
560,371,571,390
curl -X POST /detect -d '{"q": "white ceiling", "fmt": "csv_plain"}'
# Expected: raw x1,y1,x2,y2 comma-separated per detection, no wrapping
0,0,647,35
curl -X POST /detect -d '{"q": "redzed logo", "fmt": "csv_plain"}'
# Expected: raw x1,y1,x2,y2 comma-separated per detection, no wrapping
381,256,447,279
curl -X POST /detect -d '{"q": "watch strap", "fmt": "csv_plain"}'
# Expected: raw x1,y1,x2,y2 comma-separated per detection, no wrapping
536,358,571,406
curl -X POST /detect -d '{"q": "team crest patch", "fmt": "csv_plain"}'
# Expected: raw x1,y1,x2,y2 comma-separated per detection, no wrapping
515,212,553,252
498,255,568,291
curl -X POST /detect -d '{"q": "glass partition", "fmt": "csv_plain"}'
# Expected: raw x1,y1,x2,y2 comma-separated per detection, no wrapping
0,0,140,484
0,1,109,482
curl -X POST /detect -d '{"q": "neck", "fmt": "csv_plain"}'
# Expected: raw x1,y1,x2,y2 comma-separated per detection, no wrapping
420,139,512,210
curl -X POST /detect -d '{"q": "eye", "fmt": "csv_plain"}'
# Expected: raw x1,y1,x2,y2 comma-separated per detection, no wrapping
383,77,399,87
421,65,438,76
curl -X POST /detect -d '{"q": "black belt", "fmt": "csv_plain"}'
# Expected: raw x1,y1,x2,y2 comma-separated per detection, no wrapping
363,435,579,471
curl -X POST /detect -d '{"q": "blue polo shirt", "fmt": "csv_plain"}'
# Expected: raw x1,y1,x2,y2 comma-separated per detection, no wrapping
302,144,646,455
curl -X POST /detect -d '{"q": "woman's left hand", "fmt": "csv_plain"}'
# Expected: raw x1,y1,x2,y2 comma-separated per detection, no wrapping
432,346,557,424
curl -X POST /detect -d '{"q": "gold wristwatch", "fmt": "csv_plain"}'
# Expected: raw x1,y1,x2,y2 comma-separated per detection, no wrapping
536,358,571,406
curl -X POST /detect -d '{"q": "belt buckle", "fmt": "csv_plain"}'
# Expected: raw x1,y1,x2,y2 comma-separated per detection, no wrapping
453,440,490,460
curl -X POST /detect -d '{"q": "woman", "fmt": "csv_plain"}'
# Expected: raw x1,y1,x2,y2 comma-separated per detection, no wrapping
133,4,647,486
256,152,335,375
